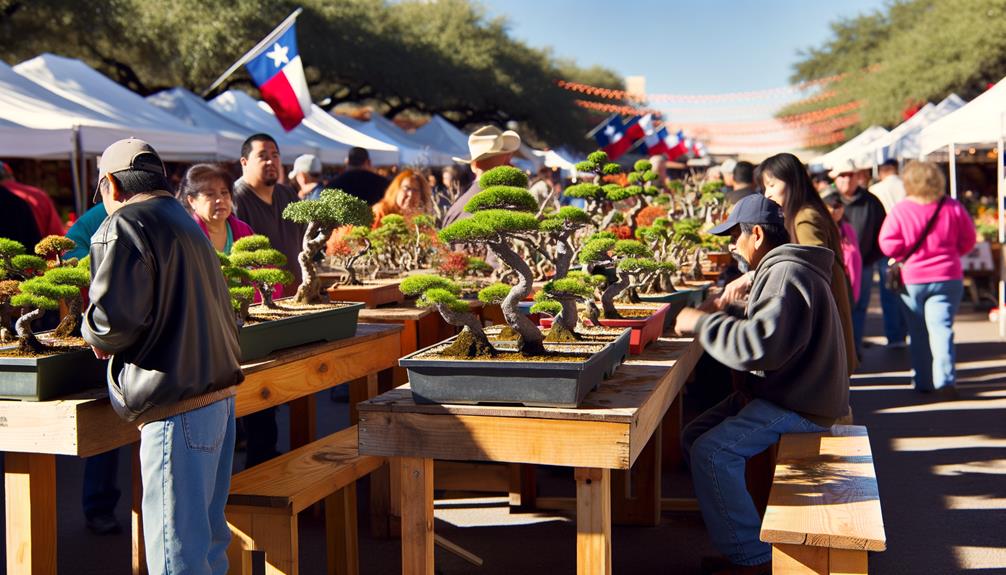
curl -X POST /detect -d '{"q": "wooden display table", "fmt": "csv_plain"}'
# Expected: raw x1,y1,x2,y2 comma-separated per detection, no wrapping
0,323,402,575
357,336,703,575
358,305,458,388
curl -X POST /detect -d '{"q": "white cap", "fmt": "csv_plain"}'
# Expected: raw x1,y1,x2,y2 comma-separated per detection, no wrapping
288,154,321,180
719,159,737,177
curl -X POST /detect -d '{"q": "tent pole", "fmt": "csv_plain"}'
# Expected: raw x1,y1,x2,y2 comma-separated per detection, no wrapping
999,134,1005,339
69,126,83,216
949,142,958,199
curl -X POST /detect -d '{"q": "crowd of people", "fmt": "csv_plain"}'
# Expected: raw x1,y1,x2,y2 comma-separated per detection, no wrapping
0,124,980,574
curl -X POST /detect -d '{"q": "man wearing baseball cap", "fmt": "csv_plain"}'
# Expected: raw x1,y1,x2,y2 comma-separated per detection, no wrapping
82,138,243,573
673,194,849,575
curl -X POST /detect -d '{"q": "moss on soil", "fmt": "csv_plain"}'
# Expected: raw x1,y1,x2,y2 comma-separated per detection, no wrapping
544,322,581,342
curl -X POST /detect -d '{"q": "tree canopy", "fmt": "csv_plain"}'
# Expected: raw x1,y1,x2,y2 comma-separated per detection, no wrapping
0,0,622,148
780,0,1006,145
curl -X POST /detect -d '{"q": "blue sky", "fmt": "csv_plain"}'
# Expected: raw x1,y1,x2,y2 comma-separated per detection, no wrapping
480,0,887,123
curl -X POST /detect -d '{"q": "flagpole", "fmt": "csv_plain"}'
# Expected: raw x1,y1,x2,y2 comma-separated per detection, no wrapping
201,7,303,97
586,113,620,139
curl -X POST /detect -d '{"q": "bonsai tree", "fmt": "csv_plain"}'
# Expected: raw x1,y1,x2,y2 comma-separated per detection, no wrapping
0,278,20,342
535,205,592,332
9,258,89,353
619,159,662,235
439,166,546,356
565,150,625,228
0,238,47,280
579,237,657,318
407,214,439,271
34,236,89,337
218,252,255,325
400,274,494,357
530,275,594,341
282,189,373,303
228,235,292,308
341,226,375,286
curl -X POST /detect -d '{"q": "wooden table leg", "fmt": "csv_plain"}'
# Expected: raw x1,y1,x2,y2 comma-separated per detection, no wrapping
508,463,537,511
661,395,684,471
5,452,57,575
575,467,611,575
349,373,379,425
400,457,434,574
289,395,317,450
132,445,147,575
612,423,661,526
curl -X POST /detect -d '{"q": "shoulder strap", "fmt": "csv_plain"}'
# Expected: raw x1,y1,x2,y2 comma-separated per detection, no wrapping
899,196,947,263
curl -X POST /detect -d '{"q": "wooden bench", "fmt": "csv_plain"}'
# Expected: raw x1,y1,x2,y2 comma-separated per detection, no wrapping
225,426,384,575
760,425,886,574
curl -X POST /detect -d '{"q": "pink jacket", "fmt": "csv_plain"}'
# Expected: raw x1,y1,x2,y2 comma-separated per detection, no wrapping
878,197,977,285
193,213,255,245
839,220,863,303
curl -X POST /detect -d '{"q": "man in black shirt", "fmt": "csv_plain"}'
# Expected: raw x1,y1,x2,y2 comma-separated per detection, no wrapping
724,161,757,207
832,160,886,356
329,147,389,205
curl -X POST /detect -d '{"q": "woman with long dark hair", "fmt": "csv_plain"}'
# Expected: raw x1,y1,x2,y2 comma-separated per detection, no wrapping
761,153,857,372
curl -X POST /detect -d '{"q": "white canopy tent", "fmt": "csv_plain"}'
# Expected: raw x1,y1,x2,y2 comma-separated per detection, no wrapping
146,88,251,160
533,148,583,175
412,115,470,159
0,118,73,159
338,115,456,166
301,106,398,165
812,125,890,172
208,90,344,161
869,94,965,162
14,54,219,160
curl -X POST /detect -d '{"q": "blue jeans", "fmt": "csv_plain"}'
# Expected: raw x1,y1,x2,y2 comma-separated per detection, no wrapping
877,259,908,344
140,397,236,575
82,448,121,519
682,392,828,566
901,280,963,391
851,263,874,354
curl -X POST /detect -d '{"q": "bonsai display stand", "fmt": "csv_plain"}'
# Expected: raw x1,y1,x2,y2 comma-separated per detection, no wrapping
327,280,404,308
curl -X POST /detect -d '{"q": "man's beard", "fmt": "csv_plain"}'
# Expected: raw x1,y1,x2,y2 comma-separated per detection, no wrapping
732,251,750,274
263,175,278,187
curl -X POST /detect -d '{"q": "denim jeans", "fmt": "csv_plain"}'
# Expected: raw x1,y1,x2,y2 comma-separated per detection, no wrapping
877,259,908,344
139,397,236,575
901,280,963,391
851,263,874,354
682,392,828,566
82,448,121,519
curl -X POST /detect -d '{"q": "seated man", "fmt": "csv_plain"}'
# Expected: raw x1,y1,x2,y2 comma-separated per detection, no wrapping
674,194,849,575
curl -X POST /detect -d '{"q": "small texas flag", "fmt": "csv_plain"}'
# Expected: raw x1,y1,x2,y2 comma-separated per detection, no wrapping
635,114,671,157
592,115,644,160
665,129,689,160
246,23,312,131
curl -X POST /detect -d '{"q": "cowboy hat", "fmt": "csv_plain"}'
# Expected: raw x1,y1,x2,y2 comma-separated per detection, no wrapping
828,158,860,179
452,125,521,164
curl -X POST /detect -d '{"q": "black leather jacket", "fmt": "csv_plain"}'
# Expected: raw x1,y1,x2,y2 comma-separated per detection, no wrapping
82,195,243,421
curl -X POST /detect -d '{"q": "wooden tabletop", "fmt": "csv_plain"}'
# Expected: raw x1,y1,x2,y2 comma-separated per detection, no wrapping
0,323,402,457
358,336,703,470
359,305,433,322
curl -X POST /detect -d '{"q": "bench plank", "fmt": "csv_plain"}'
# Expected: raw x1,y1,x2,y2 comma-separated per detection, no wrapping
760,425,886,553
228,426,384,514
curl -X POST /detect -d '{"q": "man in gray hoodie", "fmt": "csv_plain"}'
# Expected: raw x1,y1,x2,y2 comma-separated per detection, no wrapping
674,194,849,575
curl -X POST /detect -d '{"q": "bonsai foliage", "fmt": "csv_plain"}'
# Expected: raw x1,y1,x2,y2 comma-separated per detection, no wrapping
579,238,657,318
218,251,254,324
620,159,662,235
566,150,625,226
36,236,89,338
532,275,594,341
439,166,546,355
536,205,591,332
400,274,494,358
283,189,373,303
0,279,19,342
228,235,292,308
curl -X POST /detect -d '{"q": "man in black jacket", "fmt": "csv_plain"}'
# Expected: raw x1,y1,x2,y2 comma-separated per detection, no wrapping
832,160,887,355
83,138,243,574
329,146,389,205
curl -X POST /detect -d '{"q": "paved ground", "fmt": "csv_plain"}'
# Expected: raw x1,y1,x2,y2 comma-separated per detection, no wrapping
2,291,1005,574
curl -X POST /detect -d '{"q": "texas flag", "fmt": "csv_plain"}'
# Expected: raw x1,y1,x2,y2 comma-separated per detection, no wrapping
635,114,670,157
665,130,689,160
591,115,645,160
246,23,312,131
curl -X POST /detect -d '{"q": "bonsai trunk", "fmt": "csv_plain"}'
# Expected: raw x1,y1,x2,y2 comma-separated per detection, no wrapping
557,296,580,331
259,283,278,308
601,270,631,319
435,304,494,358
489,241,545,356
342,238,371,286
583,299,600,325
627,200,646,235
54,296,82,338
553,238,574,280
15,308,45,354
295,222,330,304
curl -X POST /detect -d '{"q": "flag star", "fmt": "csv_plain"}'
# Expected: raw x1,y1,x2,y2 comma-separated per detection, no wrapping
604,125,616,137
266,42,290,68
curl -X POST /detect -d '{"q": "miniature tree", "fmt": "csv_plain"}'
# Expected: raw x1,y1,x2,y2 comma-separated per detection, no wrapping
565,150,624,227
579,237,657,318
11,266,89,353
35,235,76,267
342,226,374,286
699,181,727,223
0,238,47,281
228,235,292,308
620,159,662,235
536,206,592,332
400,274,494,357
282,189,373,304
439,166,546,356
0,279,20,342
531,275,594,341
218,252,255,324
47,259,90,337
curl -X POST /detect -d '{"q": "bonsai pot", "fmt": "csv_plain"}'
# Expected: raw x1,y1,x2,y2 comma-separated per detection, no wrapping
0,335,105,401
400,328,631,408
591,302,670,355
707,251,733,268
326,280,404,309
638,287,708,330
239,299,365,361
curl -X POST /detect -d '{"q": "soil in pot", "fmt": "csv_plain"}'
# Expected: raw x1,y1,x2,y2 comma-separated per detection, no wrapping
0,334,90,359
244,300,357,324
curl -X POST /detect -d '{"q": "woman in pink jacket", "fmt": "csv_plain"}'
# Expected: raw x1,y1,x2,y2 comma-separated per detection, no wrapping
878,162,976,396
823,190,863,303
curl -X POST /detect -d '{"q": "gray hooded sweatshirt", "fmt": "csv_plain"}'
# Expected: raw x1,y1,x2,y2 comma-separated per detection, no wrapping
694,244,850,426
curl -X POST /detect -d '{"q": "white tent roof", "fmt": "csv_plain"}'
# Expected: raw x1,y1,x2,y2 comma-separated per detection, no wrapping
209,90,349,162
301,106,398,165
869,94,965,161
146,88,251,160
413,115,469,159
0,120,73,159
812,125,890,170
338,115,457,166
14,53,219,160
533,148,583,174
920,79,1006,155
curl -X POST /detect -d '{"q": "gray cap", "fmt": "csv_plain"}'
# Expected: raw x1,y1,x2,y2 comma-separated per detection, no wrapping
719,159,737,176
288,154,321,180
94,138,165,202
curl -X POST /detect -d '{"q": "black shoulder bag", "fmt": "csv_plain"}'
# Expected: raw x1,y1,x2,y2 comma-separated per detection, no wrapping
884,196,946,293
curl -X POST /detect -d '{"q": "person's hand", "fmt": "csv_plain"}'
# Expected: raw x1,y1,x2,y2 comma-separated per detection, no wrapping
718,272,752,308
673,307,707,336
698,290,721,313
91,346,111,360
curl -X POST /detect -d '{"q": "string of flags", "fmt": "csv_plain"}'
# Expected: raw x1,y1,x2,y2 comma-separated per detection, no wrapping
588,113,702,162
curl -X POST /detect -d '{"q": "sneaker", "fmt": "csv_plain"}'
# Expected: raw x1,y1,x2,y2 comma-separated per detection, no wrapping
85,513,122,535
